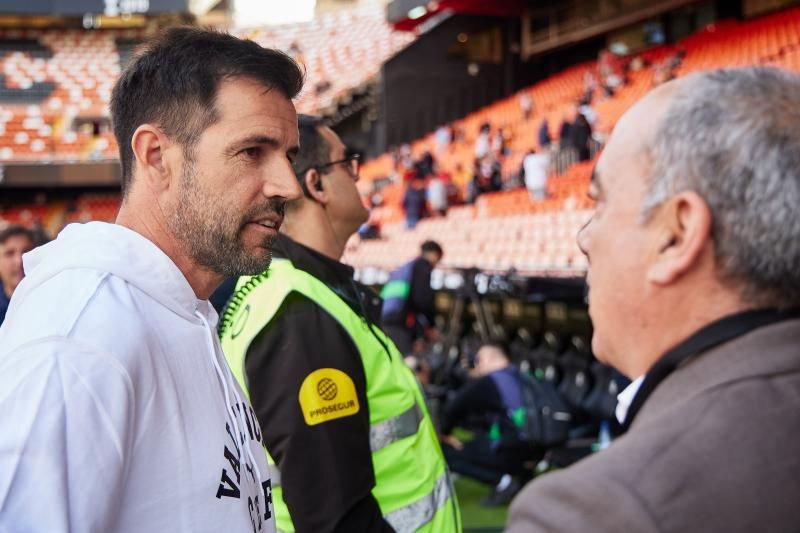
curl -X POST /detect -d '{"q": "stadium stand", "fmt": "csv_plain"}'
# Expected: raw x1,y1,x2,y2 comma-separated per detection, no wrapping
239,2,414,114
0,5,411,165
0,28,141,162
4,6,800,279
346,6,800,277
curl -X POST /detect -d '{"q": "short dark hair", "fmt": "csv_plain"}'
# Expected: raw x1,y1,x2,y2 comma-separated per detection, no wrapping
0,225,34,246
292,114,331,183
110,26,304,196
421,240,443,257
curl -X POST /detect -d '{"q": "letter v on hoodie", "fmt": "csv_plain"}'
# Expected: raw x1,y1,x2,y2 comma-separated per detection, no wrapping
0,222,275,533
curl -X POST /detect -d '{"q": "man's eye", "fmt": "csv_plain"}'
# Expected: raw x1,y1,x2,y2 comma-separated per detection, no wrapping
241,147,261,159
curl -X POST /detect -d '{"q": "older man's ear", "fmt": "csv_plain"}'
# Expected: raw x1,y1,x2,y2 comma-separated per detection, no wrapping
646,191,713,286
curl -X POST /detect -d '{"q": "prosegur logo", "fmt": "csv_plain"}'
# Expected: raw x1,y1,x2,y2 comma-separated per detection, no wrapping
317,378,338,401
299,368,359,426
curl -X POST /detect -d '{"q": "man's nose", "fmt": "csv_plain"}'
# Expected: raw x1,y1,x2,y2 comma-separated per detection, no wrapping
264,159,303,202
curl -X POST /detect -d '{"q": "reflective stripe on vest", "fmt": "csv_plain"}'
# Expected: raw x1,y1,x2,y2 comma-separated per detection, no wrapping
370,403,423,453
385,471,452,533
221,259,461,533
271,402,425,487
269,465,453,533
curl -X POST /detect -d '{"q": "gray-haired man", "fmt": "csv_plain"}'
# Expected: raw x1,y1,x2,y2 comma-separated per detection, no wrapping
507,67,800,532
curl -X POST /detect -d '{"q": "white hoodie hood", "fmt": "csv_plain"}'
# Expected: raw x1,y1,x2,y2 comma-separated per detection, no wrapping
19,221,199,322
0,222,275,533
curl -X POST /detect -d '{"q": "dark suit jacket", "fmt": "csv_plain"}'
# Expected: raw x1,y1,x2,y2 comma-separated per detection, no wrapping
506,318,800,532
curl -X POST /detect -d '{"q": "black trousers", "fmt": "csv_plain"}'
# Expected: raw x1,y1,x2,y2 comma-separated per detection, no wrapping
442,436,534,486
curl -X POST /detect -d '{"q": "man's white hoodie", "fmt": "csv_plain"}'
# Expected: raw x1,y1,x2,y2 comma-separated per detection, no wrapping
0,222,275,533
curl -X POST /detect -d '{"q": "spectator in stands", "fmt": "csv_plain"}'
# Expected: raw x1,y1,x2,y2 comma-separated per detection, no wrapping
435,124,452,154
0,225,34,327
520,92,534,120
30,220,49,246
381,240,443,355
441,343,534,506
538,118,551,148
654,47,687,86
480,156,503,192
583,71,598,103
452,162,470,190
475,122,491,158
418,150,435,177
0,28,304,531
578,100,598,127
570,112,593,162
393,143,414,177
402,171,428,229
508,67,800,532
523,147,550,201
427,170,448,216
558,114,573,148
487,157,503,192
491,127,510,158
444,169,463,207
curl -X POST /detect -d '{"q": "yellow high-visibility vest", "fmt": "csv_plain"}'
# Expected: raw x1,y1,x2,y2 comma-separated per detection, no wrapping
220,258,461,533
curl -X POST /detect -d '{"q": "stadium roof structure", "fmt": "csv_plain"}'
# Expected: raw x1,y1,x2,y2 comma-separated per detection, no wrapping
388,0,527,32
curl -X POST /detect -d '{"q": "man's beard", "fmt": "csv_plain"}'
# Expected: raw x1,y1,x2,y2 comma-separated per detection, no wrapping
165,160,284,277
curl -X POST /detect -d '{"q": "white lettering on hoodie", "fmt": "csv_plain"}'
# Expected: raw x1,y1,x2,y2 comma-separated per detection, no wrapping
0,222,275,533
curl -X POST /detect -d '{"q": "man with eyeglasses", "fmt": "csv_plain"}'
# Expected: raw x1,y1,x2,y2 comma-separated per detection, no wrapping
220,115,460,533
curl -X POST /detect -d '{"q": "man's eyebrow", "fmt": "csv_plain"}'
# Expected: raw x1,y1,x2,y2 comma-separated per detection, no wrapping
240,135,280,146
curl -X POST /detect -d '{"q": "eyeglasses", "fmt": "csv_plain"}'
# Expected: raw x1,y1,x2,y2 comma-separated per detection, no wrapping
300,153,361,181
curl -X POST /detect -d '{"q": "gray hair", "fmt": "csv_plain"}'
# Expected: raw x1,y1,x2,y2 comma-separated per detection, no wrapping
642,67,800,308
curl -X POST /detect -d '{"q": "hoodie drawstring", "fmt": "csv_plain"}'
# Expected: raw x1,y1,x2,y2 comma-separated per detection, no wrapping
195,309,267,517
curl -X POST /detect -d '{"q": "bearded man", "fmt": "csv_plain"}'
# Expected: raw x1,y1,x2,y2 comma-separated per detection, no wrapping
0,27,303,532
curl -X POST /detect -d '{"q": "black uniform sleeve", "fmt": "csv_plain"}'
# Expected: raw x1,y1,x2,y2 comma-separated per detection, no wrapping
409,260,435,327
441,375,503,435
244,293,393,533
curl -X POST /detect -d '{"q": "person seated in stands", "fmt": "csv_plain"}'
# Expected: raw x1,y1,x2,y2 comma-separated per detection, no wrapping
558,113,573,149
523,147,550,201
0,225,35,327
475,122,491,158
538,118,551,148
570,112,593,162
440,342,537,506
427,170,448,216
520,92,533,121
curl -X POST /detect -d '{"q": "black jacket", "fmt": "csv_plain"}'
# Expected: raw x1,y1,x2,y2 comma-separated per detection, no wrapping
380,256,436,330
241,234,393,533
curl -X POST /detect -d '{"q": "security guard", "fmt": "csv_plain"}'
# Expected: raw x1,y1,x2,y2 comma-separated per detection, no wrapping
220,116,460,533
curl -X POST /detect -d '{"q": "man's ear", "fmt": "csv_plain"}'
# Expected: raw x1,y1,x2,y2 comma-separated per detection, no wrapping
130,124,174,193
304,168,329,204
647,191,713,285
